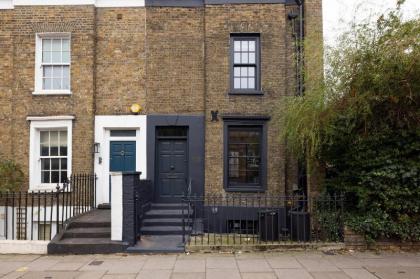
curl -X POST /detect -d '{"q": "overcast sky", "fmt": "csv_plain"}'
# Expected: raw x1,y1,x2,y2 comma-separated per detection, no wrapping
323,0,420,46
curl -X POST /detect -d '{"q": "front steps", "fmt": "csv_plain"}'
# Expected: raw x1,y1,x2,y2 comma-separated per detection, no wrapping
127,203,191,253
48,209,128,254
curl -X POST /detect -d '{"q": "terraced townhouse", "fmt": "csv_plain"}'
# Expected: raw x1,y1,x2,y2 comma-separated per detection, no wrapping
0,0,323,253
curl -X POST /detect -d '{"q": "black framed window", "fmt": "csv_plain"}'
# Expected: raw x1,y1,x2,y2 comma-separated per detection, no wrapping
224,117,268,192
230,34,261,95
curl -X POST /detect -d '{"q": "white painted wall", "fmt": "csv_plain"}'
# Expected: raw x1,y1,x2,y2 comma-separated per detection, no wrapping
110,173,123,241
94,115,147,206
0,240,48,254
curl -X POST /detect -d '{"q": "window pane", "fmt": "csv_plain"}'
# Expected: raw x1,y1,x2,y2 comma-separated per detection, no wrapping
51,171,60,183
249,53,255,64
51,51,61,63
43,78,52,90
60,158,67,170
60,171,68,183
52,39,61,51
248,67,255,77
234,67,241,77
41,159,50,171
52,78,62,90
59,131,68,156
234,78,241,89
50,131,59,156
234,53,241,64
241,53,248,64
249,78,255,89
42,39,51,51
53,66,62,78
110,130,137,137
42,51,51,63
240,67,247,77
43,66,53,78
241,78,248,89
62,51,70,64
234,41,241,51
41,171,50,184
40,131,49,156
51,158,60,170
249,41,255,51
228,126,262,186
38,224,51,241
62,39,70,51
241,41,248,51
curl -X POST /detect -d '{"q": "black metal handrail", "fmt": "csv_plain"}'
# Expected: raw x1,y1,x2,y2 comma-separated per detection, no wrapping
181,193,345,246
0,173,96,241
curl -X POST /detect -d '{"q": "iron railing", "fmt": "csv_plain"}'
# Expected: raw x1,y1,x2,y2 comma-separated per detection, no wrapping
0,173,96,241
182,194,344,246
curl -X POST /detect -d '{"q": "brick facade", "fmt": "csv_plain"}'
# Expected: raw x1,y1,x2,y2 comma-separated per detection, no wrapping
0,1,323,195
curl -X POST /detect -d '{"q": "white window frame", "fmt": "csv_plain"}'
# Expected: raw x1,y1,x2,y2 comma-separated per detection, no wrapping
29,117,73,190
33,33,72,95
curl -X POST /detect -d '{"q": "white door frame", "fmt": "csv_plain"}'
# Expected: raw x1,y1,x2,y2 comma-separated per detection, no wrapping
94,115,147,205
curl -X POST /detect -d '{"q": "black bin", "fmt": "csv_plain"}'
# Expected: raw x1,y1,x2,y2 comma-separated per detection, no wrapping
259,210,279,241
290,211,310,242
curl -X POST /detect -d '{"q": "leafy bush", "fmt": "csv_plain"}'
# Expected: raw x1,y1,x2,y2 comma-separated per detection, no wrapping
280,4,420,242
0,160,24,192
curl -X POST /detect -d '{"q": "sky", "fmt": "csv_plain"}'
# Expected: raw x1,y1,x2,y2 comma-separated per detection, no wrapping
323,0,420,46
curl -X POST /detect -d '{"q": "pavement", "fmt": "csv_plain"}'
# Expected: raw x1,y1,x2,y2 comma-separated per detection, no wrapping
0,251,420,279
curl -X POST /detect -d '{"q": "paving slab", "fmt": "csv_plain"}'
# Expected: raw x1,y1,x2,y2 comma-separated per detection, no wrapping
237,259,273,272
311,271,352,279
102,274,137,279
206,269,241,279
76,271,107,279
241,272,278,279
20,271,81,279
298,258,341,272
142,256,177,270
173,259,205,273
48,261,87,271
0,262,28,274
274,268,314,279
266,256,302,269
170,273,205,279
136,270,172,279
342,268,378,279
365,266,420,279
206,257,238,269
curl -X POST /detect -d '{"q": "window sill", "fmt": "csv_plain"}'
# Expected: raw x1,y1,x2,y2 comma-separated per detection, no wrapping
229,90,264,96
32,90,72,96
29,184,70,192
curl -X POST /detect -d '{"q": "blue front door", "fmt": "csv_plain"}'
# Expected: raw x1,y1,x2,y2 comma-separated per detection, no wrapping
110,141,136,172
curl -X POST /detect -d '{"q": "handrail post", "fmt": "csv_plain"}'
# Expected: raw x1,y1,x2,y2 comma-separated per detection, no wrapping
56,184,60,234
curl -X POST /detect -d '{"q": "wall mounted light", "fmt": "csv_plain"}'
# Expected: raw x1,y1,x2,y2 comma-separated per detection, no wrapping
93,142,100,154
130,103,142,115
211,110,219,122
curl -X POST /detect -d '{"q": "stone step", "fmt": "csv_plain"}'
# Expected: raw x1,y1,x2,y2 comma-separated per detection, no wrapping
140,226,191,235
63,227,111,239
144,209,191,219
142,218,190,227
67,221,111,229
151,203,189,210
127,235,185,254
48,238,128,254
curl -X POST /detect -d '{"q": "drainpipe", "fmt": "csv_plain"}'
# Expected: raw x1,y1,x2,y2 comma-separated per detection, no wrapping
296,0,304,97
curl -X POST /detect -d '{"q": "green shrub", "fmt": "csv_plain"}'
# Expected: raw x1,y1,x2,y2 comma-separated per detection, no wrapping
0,160,24,192
280,4,420,242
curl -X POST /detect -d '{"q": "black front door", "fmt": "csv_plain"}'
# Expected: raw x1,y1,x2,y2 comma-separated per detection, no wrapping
156,127,188,202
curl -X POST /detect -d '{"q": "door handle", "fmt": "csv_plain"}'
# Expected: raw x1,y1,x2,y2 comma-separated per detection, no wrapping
170,165,175,170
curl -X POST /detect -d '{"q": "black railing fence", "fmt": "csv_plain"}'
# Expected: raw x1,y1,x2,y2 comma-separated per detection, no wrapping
0,174,96,241
182,194,344,246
